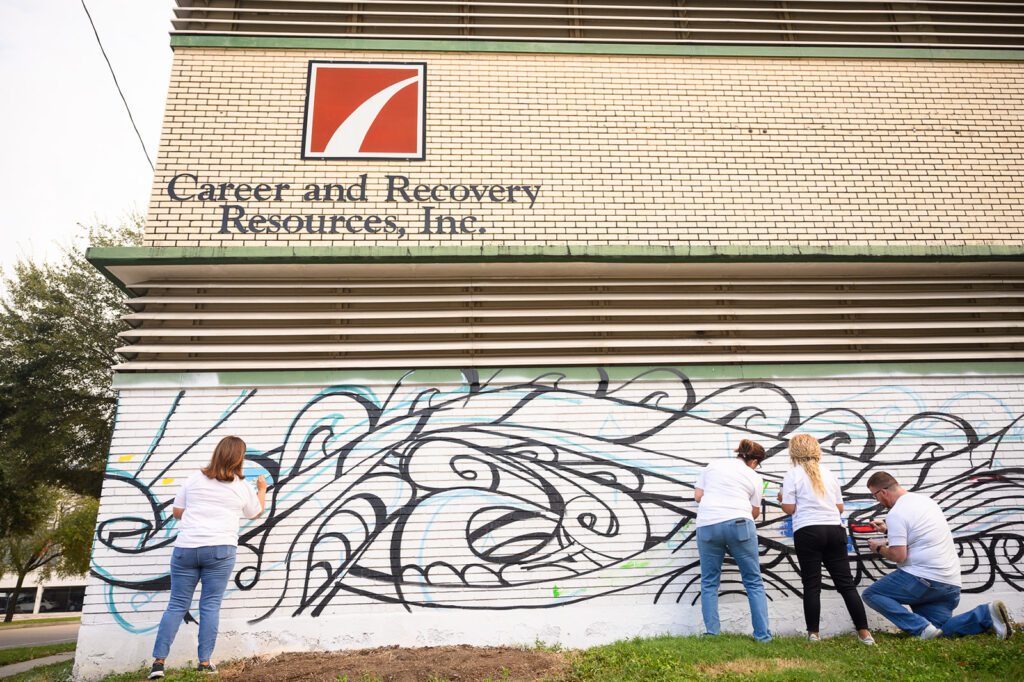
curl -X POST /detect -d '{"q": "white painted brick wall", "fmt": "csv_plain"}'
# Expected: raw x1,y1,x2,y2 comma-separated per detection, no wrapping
75,368,1024,678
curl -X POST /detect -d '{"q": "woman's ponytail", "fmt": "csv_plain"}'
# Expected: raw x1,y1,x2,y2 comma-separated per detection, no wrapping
735,439,767,465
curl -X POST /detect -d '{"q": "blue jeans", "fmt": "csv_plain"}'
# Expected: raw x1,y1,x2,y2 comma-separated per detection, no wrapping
153,545,237,661
863,569,993,637
697,518,772,642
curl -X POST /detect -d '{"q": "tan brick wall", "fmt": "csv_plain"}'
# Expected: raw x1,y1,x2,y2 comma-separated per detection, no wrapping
144,48,1024,248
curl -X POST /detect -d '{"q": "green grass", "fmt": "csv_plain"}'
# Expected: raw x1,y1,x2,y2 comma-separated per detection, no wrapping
564,631,1024,682
0,642,76,667
0,617,81,628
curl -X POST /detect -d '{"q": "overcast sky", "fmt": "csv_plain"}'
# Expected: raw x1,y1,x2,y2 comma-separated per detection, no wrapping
0,0,174,278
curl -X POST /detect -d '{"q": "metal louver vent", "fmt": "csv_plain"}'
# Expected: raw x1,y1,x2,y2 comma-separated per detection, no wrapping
115,275,1024,371
172,1,1024,49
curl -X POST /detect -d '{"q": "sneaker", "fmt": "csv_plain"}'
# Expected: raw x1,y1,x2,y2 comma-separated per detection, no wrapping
858,633,876,646
148,662,165,679
989,600,1013,640
807,633,821,642
197,663,218,674
920,624,942,640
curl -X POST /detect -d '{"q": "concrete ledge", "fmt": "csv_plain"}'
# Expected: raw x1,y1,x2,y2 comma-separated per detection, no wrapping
87,244,1024,267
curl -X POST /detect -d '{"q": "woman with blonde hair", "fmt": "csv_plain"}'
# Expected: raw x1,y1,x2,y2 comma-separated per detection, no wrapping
779,433,873,644
148,436,267,679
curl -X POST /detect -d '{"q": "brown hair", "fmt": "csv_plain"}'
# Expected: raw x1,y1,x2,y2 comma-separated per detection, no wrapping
735,439,767,464
202,436,247,482
867,471,899,491
788,433,827,499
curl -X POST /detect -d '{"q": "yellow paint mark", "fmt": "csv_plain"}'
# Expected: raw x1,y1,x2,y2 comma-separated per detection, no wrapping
117,455,135,462
161,478,175,485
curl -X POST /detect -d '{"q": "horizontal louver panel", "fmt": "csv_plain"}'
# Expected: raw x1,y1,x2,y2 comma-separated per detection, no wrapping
172,1,1024,49
115,276,1024,371
122,305,1024,321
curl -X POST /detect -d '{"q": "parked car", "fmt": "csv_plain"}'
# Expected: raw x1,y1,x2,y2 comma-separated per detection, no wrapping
0,592,38,613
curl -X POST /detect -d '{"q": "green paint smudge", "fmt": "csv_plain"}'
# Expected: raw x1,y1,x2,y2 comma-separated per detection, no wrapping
620,561,651,569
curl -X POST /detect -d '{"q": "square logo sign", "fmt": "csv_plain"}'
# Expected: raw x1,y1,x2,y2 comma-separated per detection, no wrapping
302,61,426,160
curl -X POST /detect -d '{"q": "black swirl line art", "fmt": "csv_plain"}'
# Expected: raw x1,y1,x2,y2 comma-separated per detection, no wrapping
89,370,1024,631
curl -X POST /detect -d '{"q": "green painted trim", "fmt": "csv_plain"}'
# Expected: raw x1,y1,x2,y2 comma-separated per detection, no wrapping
112,360,1024,389
169,35,1024,62
87,244,1024,269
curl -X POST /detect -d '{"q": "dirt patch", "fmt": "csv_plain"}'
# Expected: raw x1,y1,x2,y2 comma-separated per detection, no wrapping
218,645,570,682
695,657,822,677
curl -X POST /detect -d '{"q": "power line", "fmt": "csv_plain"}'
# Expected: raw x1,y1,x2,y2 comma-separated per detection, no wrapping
79,0,155,172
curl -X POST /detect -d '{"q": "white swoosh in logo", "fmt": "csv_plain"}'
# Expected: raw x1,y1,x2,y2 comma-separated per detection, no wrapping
324,76,419,156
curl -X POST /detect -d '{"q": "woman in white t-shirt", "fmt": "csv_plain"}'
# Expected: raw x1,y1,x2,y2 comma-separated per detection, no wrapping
779,433,872,645
693,439,772,642
148,436,267,680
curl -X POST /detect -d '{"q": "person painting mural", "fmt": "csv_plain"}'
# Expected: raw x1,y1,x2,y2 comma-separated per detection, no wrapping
862,471,1014,640
148,436,267,679
693,439,772,642
778,434,874,644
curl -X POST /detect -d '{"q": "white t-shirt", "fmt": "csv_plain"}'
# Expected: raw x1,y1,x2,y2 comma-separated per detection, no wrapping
885,492,961,587
781,464,844,532
173,471,262,548
695,458,763,527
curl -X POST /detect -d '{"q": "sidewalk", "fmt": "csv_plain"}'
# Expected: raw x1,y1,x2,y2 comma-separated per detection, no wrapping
0,652,74,679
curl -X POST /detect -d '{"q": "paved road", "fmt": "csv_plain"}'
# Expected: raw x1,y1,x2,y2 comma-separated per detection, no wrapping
0,623,79,649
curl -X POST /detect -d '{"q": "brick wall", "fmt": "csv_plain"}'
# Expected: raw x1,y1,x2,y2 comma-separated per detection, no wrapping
143,48,1024,249
76,367,1024,677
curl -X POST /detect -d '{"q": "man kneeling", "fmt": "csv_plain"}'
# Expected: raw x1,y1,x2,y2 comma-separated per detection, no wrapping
863,471,1013,640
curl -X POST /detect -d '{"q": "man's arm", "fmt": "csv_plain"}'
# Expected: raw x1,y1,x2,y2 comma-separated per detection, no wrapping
883,544,908,563
868,540,907,563
869,511,907,563
694,487,703,503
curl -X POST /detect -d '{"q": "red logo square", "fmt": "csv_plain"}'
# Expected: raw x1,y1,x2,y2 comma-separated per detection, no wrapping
302,61,426,160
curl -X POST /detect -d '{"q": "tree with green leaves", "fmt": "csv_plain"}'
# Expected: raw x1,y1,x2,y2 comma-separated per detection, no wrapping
0,220,140,538
0,492,98,622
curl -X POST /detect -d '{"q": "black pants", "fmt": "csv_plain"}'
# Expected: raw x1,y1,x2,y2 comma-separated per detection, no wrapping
793,524,870,632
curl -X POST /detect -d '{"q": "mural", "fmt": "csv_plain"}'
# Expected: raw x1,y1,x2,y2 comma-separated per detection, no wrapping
90,368,1024,632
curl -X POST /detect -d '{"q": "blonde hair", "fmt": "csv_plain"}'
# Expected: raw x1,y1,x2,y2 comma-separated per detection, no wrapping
202,436,246,482
788,433,827,499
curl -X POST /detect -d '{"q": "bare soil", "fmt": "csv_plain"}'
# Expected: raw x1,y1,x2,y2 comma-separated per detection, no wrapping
217,645,571,682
